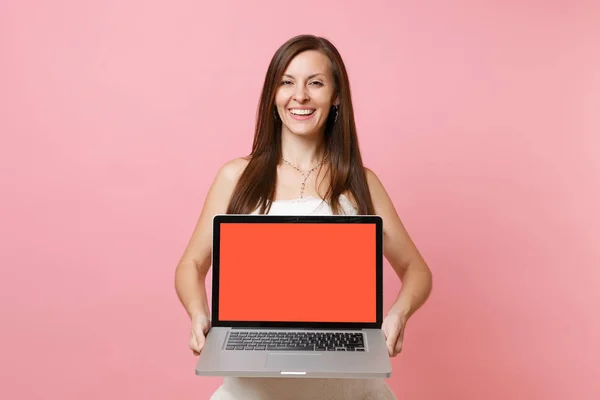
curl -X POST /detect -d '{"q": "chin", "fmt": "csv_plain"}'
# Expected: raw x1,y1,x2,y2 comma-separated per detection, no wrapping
284,122,326,137
288,127,323,137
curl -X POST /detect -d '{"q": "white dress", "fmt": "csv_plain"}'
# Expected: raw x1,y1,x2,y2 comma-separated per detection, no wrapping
209,196,397,400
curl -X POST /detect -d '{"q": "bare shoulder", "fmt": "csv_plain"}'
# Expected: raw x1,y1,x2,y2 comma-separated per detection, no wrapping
363,166,400,226
343,167,385,210
177,156,250,269
364,167,391,207
215,156,250,184
204,157,250,201
364,167,383,190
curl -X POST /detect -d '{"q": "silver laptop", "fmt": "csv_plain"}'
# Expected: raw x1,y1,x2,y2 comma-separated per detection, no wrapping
195,214,392,379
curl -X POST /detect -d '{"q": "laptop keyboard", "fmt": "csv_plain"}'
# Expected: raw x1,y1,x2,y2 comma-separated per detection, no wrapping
225,331,365,351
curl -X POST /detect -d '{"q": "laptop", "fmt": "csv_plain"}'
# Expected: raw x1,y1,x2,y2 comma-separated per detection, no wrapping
195,214,392,379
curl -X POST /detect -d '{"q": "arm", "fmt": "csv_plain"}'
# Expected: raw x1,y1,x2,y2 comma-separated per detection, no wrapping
365,168,433,354
175,158,248,321
366,168,432,318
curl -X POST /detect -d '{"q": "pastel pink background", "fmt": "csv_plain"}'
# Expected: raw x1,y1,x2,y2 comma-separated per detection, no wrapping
1,1,598,399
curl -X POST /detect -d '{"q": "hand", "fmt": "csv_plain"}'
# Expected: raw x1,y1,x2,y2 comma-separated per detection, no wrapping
382,312,407,357
189,314,211,356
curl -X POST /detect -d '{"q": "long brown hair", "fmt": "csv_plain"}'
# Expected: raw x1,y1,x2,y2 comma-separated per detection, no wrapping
226,35,375,215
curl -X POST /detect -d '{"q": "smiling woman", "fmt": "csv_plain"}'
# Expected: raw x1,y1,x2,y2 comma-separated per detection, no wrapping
225,35,377,217
275,53,339,137
175,34,433,400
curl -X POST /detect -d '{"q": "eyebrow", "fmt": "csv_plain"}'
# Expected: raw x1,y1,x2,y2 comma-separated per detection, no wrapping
283,73,325,80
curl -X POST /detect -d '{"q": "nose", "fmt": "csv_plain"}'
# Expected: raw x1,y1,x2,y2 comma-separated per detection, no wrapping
293,84,309,102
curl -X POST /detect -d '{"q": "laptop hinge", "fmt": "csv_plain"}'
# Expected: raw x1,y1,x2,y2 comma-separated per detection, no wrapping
230,327,363,330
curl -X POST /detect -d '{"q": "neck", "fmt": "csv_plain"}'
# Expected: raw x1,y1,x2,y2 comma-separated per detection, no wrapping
280,131,327,170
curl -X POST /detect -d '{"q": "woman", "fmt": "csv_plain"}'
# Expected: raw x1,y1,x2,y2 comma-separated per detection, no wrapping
175,34,433,399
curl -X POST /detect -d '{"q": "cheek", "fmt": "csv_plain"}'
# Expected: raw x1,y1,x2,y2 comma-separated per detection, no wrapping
313,92,334,110
274,91,285,107
275,87,294,106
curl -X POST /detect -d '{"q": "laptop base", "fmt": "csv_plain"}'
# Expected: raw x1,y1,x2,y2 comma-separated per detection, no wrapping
195,327,392,379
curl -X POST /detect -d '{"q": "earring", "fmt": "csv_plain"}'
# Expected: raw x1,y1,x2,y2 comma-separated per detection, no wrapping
333,105,339,123
273,109,279,120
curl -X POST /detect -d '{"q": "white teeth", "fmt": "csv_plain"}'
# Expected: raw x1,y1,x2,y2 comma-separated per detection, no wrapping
290,109,315,115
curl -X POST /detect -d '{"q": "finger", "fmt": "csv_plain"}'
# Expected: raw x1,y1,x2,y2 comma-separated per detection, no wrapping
381,321,389,336
392,330,405,356
394,339,403,356
386,323,400,349
387,320,401,340
386,333,398,356
197,316,212,334
197,332,206,350
189,330,205,354
189,339,200,354
189,334,199,351
203,317,212,332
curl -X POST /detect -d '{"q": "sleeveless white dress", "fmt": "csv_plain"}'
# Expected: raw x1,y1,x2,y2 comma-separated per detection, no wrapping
208,196,397,400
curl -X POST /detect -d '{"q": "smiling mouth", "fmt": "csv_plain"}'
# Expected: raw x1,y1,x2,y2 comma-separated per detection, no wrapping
289,109,316,116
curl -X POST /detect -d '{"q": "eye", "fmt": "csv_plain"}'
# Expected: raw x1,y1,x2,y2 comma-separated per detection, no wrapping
280,80,293,85
310,81,324,86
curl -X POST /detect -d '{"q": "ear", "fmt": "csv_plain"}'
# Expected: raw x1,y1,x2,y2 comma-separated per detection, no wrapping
332,95,340,107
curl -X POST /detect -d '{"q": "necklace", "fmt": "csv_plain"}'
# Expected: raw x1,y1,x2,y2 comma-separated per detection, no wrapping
281,154,328,199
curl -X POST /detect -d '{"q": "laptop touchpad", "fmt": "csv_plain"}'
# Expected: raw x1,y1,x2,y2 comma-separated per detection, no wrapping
266,353,322,370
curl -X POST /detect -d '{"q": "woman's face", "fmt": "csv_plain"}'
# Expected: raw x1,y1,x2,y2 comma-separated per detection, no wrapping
275,50,339,138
